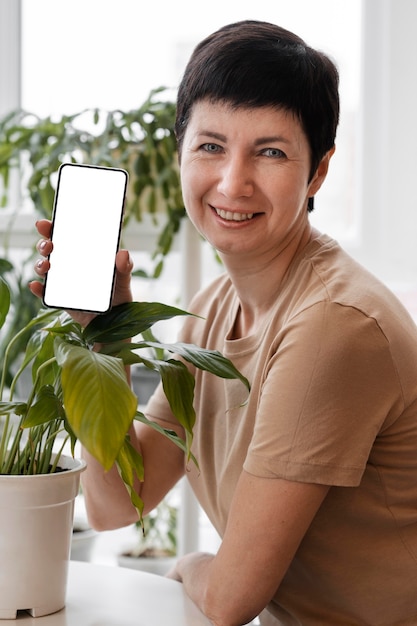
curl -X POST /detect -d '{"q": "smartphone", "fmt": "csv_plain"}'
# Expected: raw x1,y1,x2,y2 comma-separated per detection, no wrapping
43,163,128,314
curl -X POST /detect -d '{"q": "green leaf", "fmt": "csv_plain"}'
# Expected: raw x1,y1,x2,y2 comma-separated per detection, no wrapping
22,328,52,375
31,331,60,388
152,258,164,279
134,410,198,467
0,258,14,275
155,151,165,174
0,277,10,330
11,316,61,391
22,385,64,427
115,437,145,521
117,435,144,483
145,341,250,390
134,152,150,177
0,144,13,166
54,337,137,470
46,319,84,338
83,301,195,344
158,359,196,434
147,187,157,214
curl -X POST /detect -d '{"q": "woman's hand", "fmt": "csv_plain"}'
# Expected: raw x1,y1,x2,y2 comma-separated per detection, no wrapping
29,219,134,327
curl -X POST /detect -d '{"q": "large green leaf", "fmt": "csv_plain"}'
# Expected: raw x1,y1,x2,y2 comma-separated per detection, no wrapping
101,339,250,393
0,276,10,330
82,301,195,344
54,337,138,470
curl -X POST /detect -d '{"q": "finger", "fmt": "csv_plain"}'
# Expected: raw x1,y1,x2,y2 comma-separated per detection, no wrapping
34,257,50,277
35,219,52,238
116,249,134,274
28,280,44,299
36,238,53,257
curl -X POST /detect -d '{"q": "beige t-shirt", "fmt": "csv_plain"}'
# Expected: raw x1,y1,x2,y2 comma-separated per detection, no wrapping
147,234,417,625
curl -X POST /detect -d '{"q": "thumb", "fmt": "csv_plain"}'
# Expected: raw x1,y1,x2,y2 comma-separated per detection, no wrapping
116,249,134,275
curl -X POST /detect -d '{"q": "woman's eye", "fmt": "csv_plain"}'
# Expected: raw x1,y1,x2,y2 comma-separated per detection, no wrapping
263,147,285,158
202,143,221,153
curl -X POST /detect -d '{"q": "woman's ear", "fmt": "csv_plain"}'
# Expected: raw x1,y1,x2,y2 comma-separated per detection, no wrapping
308,146,336,197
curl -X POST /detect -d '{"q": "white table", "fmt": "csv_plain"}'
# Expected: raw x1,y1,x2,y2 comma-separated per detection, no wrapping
3,561,211,625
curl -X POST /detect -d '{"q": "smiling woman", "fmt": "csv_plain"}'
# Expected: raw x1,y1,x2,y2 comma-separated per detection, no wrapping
27,19,416,626
3,9,417,625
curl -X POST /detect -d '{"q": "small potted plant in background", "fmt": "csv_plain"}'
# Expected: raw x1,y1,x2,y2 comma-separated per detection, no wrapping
0,275,250,619
118,494,178,576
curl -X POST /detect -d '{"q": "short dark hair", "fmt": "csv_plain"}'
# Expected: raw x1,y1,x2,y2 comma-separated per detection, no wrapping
175,20,340,210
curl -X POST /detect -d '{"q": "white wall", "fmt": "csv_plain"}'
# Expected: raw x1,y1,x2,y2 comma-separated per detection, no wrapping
355,0,417,288
0,0,20,116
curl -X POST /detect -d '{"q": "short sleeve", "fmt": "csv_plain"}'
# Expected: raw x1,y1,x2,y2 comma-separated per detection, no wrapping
244,301,402,486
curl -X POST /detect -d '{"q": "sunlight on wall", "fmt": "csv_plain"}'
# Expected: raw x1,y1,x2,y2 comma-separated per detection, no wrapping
22,0,361,113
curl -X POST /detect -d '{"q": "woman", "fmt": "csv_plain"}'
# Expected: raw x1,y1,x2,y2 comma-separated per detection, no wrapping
31,20,417,626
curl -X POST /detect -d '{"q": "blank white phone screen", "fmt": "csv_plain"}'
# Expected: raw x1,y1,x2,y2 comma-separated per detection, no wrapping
43,163,128,313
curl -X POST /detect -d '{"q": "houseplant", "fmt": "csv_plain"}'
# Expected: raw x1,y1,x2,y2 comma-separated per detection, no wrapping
0,275,250,617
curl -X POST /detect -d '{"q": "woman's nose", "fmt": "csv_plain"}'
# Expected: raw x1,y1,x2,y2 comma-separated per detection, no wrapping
217,157,254,198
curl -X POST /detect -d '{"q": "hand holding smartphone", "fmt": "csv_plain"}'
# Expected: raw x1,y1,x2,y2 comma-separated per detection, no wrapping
43,163,128,314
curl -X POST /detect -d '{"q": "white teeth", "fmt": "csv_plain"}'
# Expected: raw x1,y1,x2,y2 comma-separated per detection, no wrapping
215,208,254,221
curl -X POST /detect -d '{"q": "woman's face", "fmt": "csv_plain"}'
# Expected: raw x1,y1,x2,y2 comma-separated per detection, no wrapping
180,100,330,265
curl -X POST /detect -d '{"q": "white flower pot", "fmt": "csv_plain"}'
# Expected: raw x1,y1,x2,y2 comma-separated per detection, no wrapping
0,455,86,619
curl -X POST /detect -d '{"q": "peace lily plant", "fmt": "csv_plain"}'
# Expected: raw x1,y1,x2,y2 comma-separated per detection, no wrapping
0,275,250,521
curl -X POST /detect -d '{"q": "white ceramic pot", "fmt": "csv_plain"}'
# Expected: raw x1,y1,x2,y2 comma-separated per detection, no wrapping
0,455,86,619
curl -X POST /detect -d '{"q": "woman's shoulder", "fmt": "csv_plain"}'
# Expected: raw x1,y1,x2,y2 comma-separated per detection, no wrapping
296,234,413,325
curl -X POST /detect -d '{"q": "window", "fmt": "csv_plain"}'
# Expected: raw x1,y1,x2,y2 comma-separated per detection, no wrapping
20,0,362,247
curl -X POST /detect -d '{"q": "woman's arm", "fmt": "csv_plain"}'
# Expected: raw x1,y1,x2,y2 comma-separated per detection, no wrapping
81,416,186,530
170,470,329,626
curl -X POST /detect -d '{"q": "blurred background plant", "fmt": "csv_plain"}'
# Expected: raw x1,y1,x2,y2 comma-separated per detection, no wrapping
0,87,186,388
0,87,184,278
129,498,178,559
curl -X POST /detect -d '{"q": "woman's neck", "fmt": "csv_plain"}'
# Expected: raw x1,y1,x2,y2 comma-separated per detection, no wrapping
224,225,320,339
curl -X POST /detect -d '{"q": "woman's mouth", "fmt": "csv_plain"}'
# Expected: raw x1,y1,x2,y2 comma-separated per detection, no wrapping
214,208,254,222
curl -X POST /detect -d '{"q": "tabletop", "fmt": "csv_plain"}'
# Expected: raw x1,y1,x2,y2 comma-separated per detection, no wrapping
4,560,211,625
